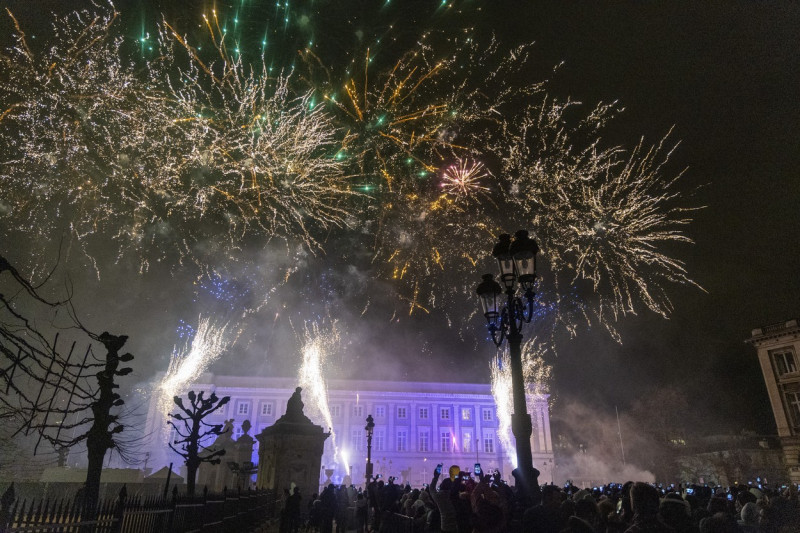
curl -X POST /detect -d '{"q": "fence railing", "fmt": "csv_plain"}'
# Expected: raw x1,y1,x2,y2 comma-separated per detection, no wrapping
0,483,280,533
381,512,415,533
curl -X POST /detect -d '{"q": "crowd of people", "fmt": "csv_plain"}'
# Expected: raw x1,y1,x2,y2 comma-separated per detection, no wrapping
279,465,800,533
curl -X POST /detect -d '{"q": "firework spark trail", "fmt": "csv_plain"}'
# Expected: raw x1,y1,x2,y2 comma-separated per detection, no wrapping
340,448,351,476
297,322,340,463
490,340,551,465
156,316,237,444
491,357,515,463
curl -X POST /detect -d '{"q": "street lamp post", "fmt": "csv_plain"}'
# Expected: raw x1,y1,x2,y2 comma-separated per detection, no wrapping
364,414,375,487
476,230,540,502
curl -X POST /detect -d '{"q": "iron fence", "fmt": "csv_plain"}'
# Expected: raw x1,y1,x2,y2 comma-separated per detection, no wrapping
0,483,280,533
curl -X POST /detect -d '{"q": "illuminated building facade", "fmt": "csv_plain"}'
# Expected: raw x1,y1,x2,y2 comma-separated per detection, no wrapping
144,374,554,488
748,319,800,483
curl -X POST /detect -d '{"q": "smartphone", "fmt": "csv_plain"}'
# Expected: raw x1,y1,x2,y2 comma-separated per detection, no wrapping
686,488,694,495
376,474,382,479
727,494,733,501
474,463,482,476
435,463,443,475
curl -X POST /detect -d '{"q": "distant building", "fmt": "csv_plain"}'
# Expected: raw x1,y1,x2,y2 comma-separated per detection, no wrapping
144,374,554,489
675,434,785,486
747,319,800,483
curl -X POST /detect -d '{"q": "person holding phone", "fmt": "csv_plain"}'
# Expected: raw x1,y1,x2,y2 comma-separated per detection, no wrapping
430,463,458,533
470,465,507,532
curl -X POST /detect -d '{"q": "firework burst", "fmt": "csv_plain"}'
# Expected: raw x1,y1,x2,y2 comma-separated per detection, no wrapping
440,159,491,198
0,3,360,274
481,96,702,336
150,20,362,254
0,1,702,349
0,3,145,268
345,41,542,320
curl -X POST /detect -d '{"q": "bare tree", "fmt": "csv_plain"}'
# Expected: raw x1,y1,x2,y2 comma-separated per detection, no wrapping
0,254,134,518
168,390,231,496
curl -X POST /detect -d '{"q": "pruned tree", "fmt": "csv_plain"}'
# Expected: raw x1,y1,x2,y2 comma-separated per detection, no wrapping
168,390,231,496
0,254,135,518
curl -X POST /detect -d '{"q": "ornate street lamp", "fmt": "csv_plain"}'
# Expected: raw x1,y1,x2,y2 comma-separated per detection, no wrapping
476,229,539,501
364,414,375,487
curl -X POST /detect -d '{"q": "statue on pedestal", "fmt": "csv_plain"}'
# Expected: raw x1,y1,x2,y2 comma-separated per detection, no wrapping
256,386,329,500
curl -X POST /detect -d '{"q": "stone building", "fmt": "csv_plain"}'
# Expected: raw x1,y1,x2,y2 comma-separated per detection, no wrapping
144,374,554,490
747,319,800,483
675,434,785,486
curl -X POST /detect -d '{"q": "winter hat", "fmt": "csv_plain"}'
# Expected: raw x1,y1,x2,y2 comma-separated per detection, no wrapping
740,502,759,525
660,493,690,517
572,489,591,502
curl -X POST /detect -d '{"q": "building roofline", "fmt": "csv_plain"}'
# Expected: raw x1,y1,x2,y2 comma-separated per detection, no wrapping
747,319,800,344
189,373,549,399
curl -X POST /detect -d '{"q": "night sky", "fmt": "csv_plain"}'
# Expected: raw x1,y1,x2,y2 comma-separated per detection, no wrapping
2,0,799,442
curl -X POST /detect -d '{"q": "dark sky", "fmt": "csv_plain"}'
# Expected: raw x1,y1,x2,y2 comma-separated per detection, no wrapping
3,0,799,438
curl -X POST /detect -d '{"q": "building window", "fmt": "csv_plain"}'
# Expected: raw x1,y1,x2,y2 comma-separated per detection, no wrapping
397,407,407,419
374,430,385,452
353,405,364,418
237,402,249,416
331,405,341,418
419,407,429,420
483,431,495,454
419,429,430,452
351,429,363,451
397,429,408,452
440,408,450,420
773,349,798,376
261,403,273,416
463,432,472,453
441,431,452,452
786,392,800,426
234,425,243,440
461,408,472,421
375,406,386,418
482,408,493,421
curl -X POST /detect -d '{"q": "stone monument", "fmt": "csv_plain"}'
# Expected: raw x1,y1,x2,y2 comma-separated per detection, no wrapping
256,387,329,499
196,419,257,492
196,419,235,491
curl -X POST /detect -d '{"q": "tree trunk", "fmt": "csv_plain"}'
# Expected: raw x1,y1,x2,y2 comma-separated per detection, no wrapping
186,461,198,497
83,438,106,519
83,428,110,520
82,333,125,519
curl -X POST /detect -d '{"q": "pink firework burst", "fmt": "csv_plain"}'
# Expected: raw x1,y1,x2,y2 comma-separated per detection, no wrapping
440,159,491,197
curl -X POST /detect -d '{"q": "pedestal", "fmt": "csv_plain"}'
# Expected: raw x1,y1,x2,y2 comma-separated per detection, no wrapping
255,388,329,500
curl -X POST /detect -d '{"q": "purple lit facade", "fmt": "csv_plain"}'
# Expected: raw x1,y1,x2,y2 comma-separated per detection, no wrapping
144,375,554,488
